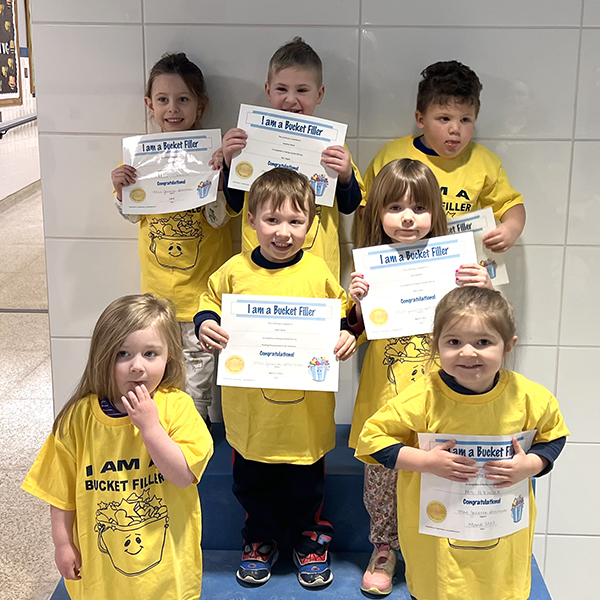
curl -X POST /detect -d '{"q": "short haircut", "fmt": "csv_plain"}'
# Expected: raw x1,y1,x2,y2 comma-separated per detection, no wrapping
53,294,185,436
360,159,447,247
248,167,316,227
417,60,483,116
268,37,323,85
145,52,210,127
429,287,517,367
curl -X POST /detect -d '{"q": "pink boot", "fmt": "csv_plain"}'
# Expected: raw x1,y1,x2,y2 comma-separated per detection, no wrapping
360,544,397,595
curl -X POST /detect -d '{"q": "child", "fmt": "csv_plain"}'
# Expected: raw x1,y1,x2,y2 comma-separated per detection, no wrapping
355,286,569,600
348,159,493,595
364,60,525,253
195,168,356,588
22,294,214,600
220,36,365,280
111,52,236,426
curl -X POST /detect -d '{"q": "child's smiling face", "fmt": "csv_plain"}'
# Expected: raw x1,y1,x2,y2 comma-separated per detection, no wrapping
248,197,310,263
144,73,200,132
265,67,324,115
415,100,477,158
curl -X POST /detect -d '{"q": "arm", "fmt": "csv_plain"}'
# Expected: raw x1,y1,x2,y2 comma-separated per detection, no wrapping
199,318,230,351
348,271,369,320
334,329,356,361
51,506,81,580
121,385,195,488
111,164,142,224
483,204,526,253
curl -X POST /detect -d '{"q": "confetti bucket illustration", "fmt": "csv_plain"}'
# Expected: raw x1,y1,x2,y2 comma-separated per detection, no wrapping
511,496,524,523
310,175,329,197
309,357,330,382
197,180,212,199
480,259,497,279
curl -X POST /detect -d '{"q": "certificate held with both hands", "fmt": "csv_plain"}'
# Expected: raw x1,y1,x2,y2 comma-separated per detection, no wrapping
418,431,537,541
121,130,222,215
217,294,342,392
228,104,348,207
352,232,478,339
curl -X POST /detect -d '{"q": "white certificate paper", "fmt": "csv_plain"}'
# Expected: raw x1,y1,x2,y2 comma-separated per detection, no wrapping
122,130,221,215
447,208,509,286
418,431,537,541
217,294,341,392
228,104,348,207
352,233,477,339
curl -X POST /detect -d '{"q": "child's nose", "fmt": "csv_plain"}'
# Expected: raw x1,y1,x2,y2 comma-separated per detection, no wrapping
460,344,477,357
130,355,145,371
277,223,290,236
401,210,414,223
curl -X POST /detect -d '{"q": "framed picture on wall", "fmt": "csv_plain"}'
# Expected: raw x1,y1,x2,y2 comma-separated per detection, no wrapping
0,0,22,106
24,0,33,95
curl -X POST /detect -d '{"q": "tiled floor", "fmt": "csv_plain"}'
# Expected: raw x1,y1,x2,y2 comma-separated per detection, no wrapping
0,186,59,600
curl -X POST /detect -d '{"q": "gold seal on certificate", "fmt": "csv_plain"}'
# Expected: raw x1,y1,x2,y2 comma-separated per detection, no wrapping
129,188,146,203
426,500,447,523
225,355,245,374
369,308,389,326
235,161,254,179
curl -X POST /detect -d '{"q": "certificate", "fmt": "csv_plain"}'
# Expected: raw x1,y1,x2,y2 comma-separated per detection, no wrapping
352,233,477,339
447,208,509,286
121,130,221,215
418,431,537,541
228,104,348,207
217,294,342,392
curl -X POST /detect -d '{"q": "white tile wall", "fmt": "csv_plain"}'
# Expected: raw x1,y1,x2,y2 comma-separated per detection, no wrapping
32,5,599,598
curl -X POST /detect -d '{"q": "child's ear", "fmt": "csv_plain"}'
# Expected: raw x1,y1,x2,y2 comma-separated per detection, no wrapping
316,85,325,105
144,96,155,116
505,335,518,355
247,211,257,231
415,110,425,130
264,81,272,102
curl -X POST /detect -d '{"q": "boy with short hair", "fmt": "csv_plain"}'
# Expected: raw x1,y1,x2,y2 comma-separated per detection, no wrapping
364,60,525,253
221,37,365,280
195,168,356,589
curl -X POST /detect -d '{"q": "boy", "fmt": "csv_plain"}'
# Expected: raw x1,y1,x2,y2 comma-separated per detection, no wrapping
364,60,525,253
195,168,356,588
220,37,365,280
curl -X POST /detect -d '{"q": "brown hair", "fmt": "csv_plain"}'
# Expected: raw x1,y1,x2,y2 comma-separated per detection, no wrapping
360,159,447,247
417,60,482,116
145,52,209,127
247,167,316,226
429,287,517,368
53,294,185,436
268,37,323,85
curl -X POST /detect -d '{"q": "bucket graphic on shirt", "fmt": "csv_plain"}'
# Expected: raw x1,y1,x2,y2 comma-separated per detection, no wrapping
95,490,169,576
511,495,525,523
148,213,203,270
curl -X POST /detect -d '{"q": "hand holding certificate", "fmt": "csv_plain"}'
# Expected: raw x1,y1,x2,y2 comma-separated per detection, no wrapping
352,232,477,339
418,431,536,541
228,104,348,207
121,130,221,215
217,294,342,392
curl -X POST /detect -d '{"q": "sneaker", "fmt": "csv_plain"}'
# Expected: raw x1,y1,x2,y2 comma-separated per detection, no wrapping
293,532,333,588
236,540,279,585
361,544,397,595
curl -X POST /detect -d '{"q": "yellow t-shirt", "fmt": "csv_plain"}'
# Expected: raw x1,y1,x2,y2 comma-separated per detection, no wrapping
22,390,213,600
138,208,233,322
200,251,351,464
240,150,365,280
356,371,569,600
363,135,523,221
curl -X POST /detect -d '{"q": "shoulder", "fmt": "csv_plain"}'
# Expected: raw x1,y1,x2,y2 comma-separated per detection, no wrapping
502,370,553,398
375,136,413,159
465,142,503,168
154,388,197,417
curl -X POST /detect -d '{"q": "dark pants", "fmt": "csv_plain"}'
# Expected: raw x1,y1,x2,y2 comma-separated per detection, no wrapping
232,450,333,552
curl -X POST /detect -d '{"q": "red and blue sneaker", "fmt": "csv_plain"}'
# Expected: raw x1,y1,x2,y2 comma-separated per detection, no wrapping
236,540,279,585
293,532,333,588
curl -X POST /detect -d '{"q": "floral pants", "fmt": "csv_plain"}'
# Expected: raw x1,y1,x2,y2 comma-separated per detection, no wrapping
363,462,400,551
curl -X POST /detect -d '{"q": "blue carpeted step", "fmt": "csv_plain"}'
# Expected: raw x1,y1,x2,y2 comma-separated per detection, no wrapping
49,554,552,599
199,424,371,552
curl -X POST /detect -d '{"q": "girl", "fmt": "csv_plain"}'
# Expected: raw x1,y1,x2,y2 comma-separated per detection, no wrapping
22,294,213,600
348,159,492,595
111,53,236,427
355,286,568,600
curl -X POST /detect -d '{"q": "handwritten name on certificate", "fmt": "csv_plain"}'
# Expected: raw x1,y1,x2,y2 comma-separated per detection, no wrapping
121,130,221,215
228,104,348,207
418,431,537,541
352,233,477,339
217,294,342,392
447,208,509,286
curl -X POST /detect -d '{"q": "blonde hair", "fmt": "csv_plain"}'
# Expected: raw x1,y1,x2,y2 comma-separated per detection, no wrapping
428,287,517,368
53,294,185,436
360,159,447,247
248,167,316,227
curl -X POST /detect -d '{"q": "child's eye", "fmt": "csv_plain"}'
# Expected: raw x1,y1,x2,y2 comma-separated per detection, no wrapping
477,339,491,346
461,117,472,124
447,339,460,346
297,88,308,93
178,97,189,103
144,350,158,357
275,86,288,93
413,205,428,214
116,350,129,358
388,204,401,212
